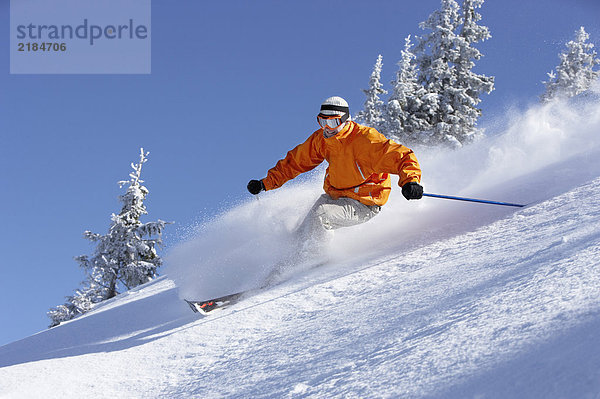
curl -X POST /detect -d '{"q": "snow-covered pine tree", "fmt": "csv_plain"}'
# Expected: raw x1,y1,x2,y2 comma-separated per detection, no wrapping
541,26,600,102
47,277,105,327
413,0,461,147
413,0,494,147
77,148,167,298
452,0,495,144
385,35,431,145
356,54,387,131
48,149,168,328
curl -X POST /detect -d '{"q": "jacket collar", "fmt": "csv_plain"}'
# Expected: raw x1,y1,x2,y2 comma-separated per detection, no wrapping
335,121,355,139
325,121,354,140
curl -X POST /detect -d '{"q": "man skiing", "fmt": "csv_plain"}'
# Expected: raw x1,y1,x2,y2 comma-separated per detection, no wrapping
189,96,423,314
247,96,423,247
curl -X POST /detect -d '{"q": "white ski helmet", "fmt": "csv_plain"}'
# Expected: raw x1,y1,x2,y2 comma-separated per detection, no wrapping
319,96,350,117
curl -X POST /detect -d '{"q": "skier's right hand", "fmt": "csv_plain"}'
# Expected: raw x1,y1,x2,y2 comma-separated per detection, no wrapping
247,179,265,195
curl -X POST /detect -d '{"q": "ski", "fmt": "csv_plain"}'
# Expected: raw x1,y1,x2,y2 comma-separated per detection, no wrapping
184,259,329,314
185,292,244,315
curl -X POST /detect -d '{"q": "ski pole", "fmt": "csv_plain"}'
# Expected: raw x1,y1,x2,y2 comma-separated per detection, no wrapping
423,193,526,208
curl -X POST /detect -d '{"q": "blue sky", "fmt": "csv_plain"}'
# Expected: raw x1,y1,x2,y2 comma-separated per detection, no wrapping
1,0,599,346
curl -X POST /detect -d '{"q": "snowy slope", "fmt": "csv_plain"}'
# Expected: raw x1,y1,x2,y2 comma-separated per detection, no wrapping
2,97,600,398
1,177,600,398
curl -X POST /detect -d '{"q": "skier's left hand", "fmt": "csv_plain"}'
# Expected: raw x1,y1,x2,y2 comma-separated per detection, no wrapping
402,182,423,200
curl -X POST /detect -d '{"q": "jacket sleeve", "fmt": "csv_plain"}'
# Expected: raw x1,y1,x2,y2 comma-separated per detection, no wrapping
355,128,421,187
262,132,325,191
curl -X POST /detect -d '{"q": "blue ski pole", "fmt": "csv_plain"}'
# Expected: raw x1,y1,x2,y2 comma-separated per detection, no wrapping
423,193,526,208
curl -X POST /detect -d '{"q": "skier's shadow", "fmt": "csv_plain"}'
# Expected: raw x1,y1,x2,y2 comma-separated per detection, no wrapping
0,278,197,368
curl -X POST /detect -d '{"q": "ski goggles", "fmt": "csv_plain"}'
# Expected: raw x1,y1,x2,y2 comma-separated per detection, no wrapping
317,103,350,129
317,113,349,129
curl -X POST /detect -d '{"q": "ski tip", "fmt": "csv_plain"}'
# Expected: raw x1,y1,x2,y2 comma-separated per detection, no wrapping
184,299,200,313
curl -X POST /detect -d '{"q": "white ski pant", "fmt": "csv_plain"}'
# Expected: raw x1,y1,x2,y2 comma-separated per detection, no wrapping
265,194,381,285
295,194,381,249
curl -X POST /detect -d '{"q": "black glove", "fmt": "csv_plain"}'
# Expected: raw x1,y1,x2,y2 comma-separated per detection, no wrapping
247,179,265,195
402,182,423,200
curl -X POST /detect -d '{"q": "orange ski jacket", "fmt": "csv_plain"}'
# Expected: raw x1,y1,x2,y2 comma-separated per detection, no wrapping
262,121,421,207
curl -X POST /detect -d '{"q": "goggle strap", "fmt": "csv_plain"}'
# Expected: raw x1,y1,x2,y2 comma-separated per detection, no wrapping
320,104,349,113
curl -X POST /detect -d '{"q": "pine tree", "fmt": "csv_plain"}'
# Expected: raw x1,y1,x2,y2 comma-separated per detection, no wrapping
386,35,431,145
541,26,600,102
47,277,105,327
413,0,461,146
453,0,495,144
413,0,494,147
356,54,387,130
48,149,168,328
